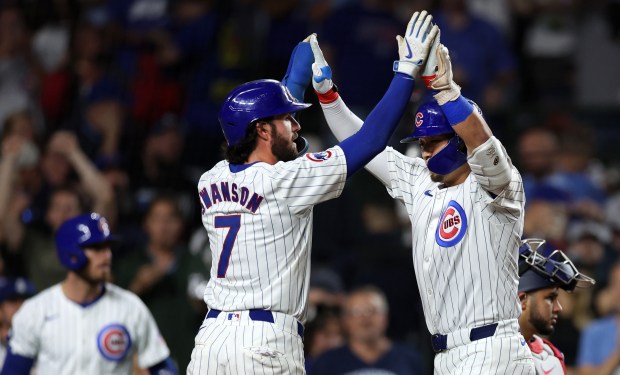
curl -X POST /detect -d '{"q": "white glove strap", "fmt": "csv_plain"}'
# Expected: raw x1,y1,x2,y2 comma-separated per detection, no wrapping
393,60,419,78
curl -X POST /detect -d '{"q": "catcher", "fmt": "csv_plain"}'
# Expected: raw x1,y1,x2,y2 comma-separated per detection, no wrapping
518,238,595,375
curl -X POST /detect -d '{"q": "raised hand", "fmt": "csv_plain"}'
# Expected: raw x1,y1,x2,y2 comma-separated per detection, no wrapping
309,33,333,95
422,41,462,105
394,10,439,78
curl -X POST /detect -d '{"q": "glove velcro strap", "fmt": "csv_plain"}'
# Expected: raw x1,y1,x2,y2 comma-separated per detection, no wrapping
316,88,340,104
392,60,418,77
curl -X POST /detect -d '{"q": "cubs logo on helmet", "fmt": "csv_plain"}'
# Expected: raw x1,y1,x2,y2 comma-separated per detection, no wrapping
306,150,332,162
97,324,132,362
436,200,468,247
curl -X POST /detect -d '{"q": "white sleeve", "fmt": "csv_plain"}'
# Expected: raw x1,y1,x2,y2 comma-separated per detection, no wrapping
320,96,391,186
132,296,170,368
6,300,40,359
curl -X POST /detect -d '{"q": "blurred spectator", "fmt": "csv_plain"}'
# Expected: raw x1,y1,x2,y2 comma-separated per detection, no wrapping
0,5,40,131
304,304,344,372
113,194,209,371
2,187,84,290
0,277,36,367
320,0,402,115
131,113,195,220
308,265,346,315
433,0,517,110
575,3,620,106
512,0,576,104
309,285,423,375
577,262,620,375
566,221,612,283
152,0,224,169
517,127,560,199
523,185,571,251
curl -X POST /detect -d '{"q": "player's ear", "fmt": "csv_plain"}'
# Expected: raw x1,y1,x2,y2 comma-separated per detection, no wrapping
518,292,528,311
255,121,272,142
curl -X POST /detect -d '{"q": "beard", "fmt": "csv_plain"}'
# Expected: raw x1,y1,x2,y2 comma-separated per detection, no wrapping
429,171,444,183
76,265,110,285
529,302,555,336
271,128,298,162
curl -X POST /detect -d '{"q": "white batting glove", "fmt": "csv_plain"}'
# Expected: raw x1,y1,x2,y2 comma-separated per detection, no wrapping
309,33,333,94
393,10,439,78
423,42,462,105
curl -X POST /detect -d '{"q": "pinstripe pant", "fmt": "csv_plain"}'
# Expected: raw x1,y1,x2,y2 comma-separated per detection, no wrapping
187,311,305,375
434,335,535,375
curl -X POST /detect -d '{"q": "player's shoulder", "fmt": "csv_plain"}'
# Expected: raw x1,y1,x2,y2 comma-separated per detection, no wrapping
104,283,148,307
14,284,61,318
199,160,229,180
385,146,425,167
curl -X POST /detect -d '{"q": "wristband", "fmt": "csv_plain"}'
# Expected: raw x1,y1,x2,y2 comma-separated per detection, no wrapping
317,86,339,104
440,95,473,126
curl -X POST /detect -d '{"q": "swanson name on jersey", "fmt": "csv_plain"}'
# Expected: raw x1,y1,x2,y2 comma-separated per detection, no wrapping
200,182,264,214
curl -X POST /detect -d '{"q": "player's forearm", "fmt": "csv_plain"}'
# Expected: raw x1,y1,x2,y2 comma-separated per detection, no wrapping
0,156,17,229
320,95,362,141
442,97,492,152
320,95,391,185
338,73,414,175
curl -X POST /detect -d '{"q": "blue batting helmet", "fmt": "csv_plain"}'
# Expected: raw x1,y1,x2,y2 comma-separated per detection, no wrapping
518,238,595,293
400,99,467,175
55,213,117,271
219,79,312,147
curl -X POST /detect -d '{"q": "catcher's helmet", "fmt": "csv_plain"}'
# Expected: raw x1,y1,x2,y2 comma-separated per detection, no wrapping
55,213,117,271
219,79,312,148
518,238,595,293
400,99,467,175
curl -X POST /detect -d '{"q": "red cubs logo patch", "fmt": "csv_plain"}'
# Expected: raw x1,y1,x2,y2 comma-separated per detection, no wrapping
306,150,332,162
415,112,423,127
435,200,468,247
97,324,132,362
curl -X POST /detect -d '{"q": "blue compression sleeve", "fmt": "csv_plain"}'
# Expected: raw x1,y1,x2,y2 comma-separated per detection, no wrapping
282,41,313,102
148,357,179,375
338,73,415,176
0,348,35,375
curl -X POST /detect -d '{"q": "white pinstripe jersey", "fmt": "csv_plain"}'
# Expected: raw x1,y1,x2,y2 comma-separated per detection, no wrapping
7,283,169,375
384,147,525,335
197,146,347,323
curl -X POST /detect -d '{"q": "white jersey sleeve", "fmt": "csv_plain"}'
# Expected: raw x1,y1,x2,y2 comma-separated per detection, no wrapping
198,147,348,322
320,96,391,186
6,296,42,359
130,292,170,369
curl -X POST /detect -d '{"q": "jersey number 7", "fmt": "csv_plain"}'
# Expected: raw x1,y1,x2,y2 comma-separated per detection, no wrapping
215,215,241,278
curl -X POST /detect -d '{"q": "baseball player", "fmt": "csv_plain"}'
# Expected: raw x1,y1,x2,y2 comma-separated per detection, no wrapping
518,238,595,375
188,11,439,375
0,277,37,367
307,31,536,373
0,213,178,375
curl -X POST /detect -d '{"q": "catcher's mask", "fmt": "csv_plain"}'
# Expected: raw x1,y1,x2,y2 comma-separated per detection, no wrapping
518,238,595,293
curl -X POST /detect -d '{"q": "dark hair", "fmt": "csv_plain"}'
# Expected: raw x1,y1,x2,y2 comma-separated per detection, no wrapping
145,194,183,222
50,186,88,212
224,117,274,164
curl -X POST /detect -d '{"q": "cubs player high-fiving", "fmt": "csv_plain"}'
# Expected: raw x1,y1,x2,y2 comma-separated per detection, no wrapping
309,26,536,373
0,213,177,375
188,11,438,375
